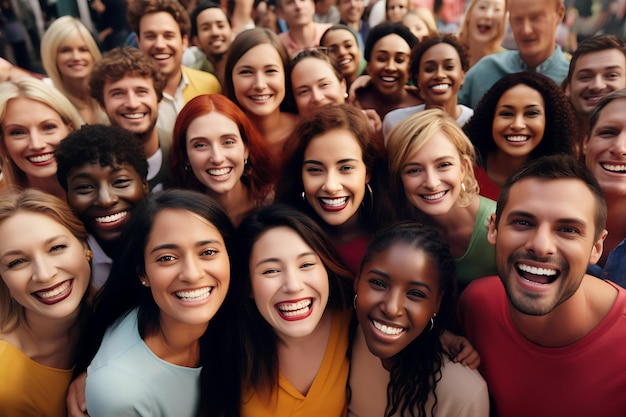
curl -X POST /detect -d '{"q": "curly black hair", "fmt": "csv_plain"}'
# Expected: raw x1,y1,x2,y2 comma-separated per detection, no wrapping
55,124,148,191
364,22,417,62
409,34,469,82
463,71,577,166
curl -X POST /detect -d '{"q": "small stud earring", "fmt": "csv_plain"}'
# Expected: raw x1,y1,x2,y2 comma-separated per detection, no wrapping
85,249,93,262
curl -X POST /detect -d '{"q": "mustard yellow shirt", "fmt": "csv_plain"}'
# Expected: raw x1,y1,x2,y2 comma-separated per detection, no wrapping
0,340,73,417
241,310,351,417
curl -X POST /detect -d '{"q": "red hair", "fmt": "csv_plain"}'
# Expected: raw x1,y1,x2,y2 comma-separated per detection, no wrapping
170,94,275,202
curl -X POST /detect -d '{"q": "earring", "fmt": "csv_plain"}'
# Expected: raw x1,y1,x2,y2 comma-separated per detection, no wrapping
427,313,436,332
85,249,93,262
301,191,306,200
361,183,374,210
184,164,191,172
140,279,149,287
344,92,349,99
353,294,358,309
244,158,248,165
461,182,466,193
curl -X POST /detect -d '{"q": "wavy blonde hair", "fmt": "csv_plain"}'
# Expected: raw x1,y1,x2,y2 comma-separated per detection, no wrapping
387,109,478,209
0,78,80,188
457,0,507,60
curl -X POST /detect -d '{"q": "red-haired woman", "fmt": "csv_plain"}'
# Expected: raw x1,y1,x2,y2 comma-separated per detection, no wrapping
170,94,275,226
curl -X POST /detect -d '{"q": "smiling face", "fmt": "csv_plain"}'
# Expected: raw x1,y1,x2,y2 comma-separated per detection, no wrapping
2,97,72,184
338,0,365,24
367,34,411,96
302,128,370,228
467,0,506,43
249,226,329,340
56,34,94,81
508,0,564,69
186,111,249,196
137,12,188,80
143,208,230,330
232,43,286,117
194,7,232,58
583,98,626,197
417,42,465,107
355,243,441,359
291,57,347,115
0,212,90,322
66,162,148,246
489,178,604,316
322,29,361,81
566,49,626,117
400,133,467,217
102,76,159,137
491,84,546,159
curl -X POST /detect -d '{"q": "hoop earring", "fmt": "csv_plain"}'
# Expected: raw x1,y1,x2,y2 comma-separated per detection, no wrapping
301,191,306,200
461,182,466,193
353,294,357,309
361,183,374,210
427,314,436,332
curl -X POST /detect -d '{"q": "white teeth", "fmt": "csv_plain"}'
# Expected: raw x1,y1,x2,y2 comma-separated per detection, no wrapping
339,58,352,65
153,54,171,60
506,135,530,142
208,167,231,176
601,163,626,172
518,263,557,276
123,113,145,119
28,153,54,163
175,287,212,301
320,197,348,206
381,76,397,82
373,320,404,335
95,211,128,224
36,280,71,299
277,299,312,316
421,191,446,200
431,84,450,91
250,95,271,101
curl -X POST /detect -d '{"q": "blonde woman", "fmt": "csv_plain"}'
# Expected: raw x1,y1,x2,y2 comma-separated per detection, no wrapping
0,78,81,199
457,0,507,68
387,109,497,291
41,16,108,125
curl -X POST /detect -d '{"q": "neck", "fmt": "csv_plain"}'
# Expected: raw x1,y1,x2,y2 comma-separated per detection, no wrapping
146,315,207,367
27,176,66,201
324,211,367,245
487,150,528,188
425,100,459,119
207,181,253,227
288,22,316,49
467,38,496,67
164,68,183,96
520,47,554,70
429,194,479,232
63,77,91,101
137,128,160,157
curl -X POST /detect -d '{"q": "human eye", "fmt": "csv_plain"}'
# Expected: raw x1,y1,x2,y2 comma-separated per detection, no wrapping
262,267,280,275
339,164,355,172
606,72,621,80
6,257,27,269
201,248,219,257
497,110,514,118
192,141,208,149
524,109,543,117
437,161,453,169
156,254,177,263
407,289,426,299
295,87,310,96
42,123,59,133
237,68,252,76
50,244,68,252
558,226,580,235
511,219,533,228
395,55,406,64
445,64,456,71
403,165,423,175
300,261,316,269
328,46,339,55
113,178,132,188
424,64,436,73
368,278,386,289
73,183,95,194
7,128,27,137
304,165,323,174
596,128,618,138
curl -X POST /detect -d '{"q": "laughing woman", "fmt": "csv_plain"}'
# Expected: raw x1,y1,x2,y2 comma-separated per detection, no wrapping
0,189,92,417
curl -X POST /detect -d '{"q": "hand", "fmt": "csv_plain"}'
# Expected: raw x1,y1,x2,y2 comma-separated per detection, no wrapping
362,109,382,133
67,372,90,417
440,330,481,369
347,75,371,105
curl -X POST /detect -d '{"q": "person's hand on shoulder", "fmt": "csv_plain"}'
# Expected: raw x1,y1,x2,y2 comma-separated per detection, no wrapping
67,372,90,417
440,329,481,369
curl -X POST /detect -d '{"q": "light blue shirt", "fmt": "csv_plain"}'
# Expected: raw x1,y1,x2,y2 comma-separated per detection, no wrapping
588,238,626,289
459,46,570,108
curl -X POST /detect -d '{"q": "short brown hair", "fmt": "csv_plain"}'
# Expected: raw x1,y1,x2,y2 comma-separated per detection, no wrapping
127,0,191,38
89,47,166,107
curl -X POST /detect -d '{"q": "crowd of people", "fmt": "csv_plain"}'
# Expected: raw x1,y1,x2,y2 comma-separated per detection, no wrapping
1,0,626,415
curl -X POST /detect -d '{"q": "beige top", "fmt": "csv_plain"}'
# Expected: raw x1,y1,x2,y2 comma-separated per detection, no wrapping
349,326,489,417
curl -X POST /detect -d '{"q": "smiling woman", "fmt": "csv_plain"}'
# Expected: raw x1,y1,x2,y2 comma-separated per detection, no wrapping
0,189,92,417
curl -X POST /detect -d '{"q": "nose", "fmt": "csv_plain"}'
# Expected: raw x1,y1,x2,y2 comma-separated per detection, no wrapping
310,86,325,105
32,254,58,283
485,6,494,17
511,113,526,130
384,58,397,71
154,34,166,49
610,131,626,156
71,48,81,60
126,91,139,108
253,73,267,91
281,268,305,293
423,168,441,189
321,170,343,194
180,254,205,283
96,184,119,208
434,65,445,79
381,289,404,318
589,74,607,91
28,131,45,150
520,18,533,36
525,223,556,258
209,144,225,164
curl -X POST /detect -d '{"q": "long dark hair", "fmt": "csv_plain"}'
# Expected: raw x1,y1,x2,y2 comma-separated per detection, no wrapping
358,222,457,417
234,204,353,398
74,189,240,417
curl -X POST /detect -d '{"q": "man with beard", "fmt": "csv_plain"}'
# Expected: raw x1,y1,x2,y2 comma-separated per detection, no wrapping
459,154,626,417
90,47,170,191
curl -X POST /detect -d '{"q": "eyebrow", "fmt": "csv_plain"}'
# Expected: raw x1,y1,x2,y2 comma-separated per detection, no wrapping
0,235,68,258
367,268,433,291
303,158,360,165
255,251,318,267
577,66,624,73
149,240,222,254
507,210,587,226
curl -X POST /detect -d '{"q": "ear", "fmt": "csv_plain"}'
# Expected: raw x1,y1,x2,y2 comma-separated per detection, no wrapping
556,1,565,22
487,213,497,246
182,34,189,50
564,82,571,97
192,35,200,48
141,179,150,194
589,229,608,265
582,134,590,155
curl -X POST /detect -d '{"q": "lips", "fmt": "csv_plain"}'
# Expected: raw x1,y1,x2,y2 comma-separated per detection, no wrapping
122,112,147,119
207,167,232,177
175,287,212,302
430,83,451,93
27,153,55,165
248,94,272,102
505,135,531,143
93,211,129,231
153,53,172,60
32,279,73,305
372,319,405,335
601,162,626,173
516,262,559,284
420,190,447,201
275,298,313,321
319,196,349,211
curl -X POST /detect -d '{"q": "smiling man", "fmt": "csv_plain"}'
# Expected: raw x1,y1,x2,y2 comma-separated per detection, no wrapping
190,2,233,83
459,0,568,108
459,154,626,417
127,0,221,135
90,47,170,191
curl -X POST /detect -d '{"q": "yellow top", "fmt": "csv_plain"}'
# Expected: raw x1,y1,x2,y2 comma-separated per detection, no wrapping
0,340,73,417
241,310,351,417
181,66,221,103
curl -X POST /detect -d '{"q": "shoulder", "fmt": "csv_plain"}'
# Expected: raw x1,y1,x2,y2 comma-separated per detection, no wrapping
435,357,490,417
459,276,503,311
182,66,221,93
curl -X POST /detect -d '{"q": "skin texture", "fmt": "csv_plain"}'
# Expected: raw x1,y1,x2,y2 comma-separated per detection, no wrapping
321,29,361,84
66,162,149,246
137,12,189,80
2,97,72,184
302,128,370,228
466,0,505,44
0,212,90,322
194,8,232,57
249,226,330,340
355,243,442,361
566,49,626,117
56,35,94,82
291,57,347,115
102,76,159,139
417,43,465,113
367,34,411,98
386,0,409,22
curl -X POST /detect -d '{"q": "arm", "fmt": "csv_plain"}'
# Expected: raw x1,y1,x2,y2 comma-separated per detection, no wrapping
67,372,90,417
231,0,255,34
440,329,481,369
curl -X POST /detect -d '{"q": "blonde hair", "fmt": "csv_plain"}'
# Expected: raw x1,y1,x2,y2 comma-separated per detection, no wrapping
0,188,89,332
387,109,478,208
457,0,507,57
41,16,102,104
403,8,438,36
0,78,80,188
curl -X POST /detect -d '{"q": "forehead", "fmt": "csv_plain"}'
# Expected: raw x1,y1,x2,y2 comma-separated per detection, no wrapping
68,160,140,178
252,226,314,258
104,75,156,91
197,7,229,24
508,0,556,16
573,48,626,74
323,29,356,44
139,11,181,33
293,57,335,77
421,43,461,61
497,84,545,104
373,34,411,53
592,98,626,127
